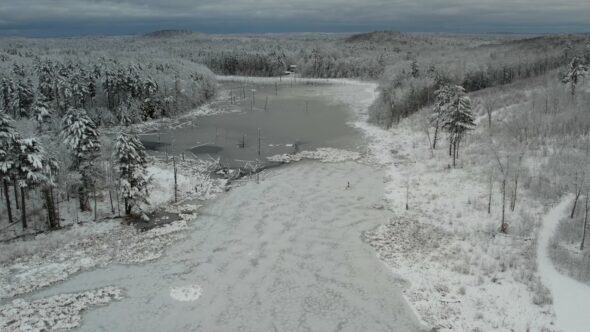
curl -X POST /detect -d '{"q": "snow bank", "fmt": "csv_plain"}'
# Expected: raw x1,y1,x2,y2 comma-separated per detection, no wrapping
0,286,122,331
0,219,189,299
267,148,361,163
0,154,226,300
147,157,226,208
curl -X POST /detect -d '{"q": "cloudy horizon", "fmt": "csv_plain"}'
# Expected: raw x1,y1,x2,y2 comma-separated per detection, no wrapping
1,0,590,37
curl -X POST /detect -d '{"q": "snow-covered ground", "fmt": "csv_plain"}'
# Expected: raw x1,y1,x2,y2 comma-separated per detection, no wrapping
2,75,585,331
358,120,558,331
267,147,361,163
538,196,590,331
1,287,123,331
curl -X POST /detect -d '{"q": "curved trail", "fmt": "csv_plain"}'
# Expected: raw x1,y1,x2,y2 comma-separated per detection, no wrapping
537,196,590,331
34,161,422,331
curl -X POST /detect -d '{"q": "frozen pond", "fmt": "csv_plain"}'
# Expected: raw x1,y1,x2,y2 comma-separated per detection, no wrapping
14,78,423,331
140,81,363,168
32,161,423,331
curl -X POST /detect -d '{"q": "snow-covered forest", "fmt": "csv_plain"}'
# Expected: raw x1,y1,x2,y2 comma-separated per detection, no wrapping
1,30,590,331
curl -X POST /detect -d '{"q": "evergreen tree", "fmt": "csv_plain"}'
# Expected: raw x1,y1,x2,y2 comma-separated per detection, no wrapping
60,109,101,211
0,110,19,225
410,59,419,78
32,93,53,130
0,78,13,111
36,60,56,102
114,131,149,216
431,84,452,149
13,138,54,228
562,56,587,98
15,79,35,118
441,85,475,167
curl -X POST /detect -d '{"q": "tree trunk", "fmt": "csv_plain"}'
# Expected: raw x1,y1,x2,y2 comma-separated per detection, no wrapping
511,175,519,212
488,175,493,214
173,157,178,203
582,193,588,251
405,182,409,210
432,122,439,150
449,137,453,157
3,179,13,224
452,140,457,168
501,178,507,233
93,185,97,221
124,197,131,215
571,189,582,218
43,188,57,229
115,184,121,217
109,189,115,214
20,188,26,229
54,188,61,228
79,185,91,212
13,178,19,210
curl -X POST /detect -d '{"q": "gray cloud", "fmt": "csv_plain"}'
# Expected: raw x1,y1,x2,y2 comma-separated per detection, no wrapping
1,0,589,35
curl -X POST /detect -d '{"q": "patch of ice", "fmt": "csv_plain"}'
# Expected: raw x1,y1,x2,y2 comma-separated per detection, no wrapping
169,285,203,302
267,148,361,163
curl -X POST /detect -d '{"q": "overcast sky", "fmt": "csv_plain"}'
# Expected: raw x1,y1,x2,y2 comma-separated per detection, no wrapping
1,0,589,36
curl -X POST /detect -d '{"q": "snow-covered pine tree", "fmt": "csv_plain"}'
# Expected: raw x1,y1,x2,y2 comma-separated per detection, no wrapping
410,59,419,78
441,85,475,167
114,131,149,217
1,78,14,112
431,84,453,150
60,108,101,211
13,138,54,228
32,93,53,130
36,60,56,103
15,79,35,118
0,110,20,225
562,56,588,98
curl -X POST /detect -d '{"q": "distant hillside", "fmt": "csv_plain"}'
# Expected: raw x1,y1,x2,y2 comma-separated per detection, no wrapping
345,31,406,43
142,29,193,38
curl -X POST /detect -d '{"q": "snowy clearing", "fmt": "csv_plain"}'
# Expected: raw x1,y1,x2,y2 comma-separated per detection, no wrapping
358,110,558,330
